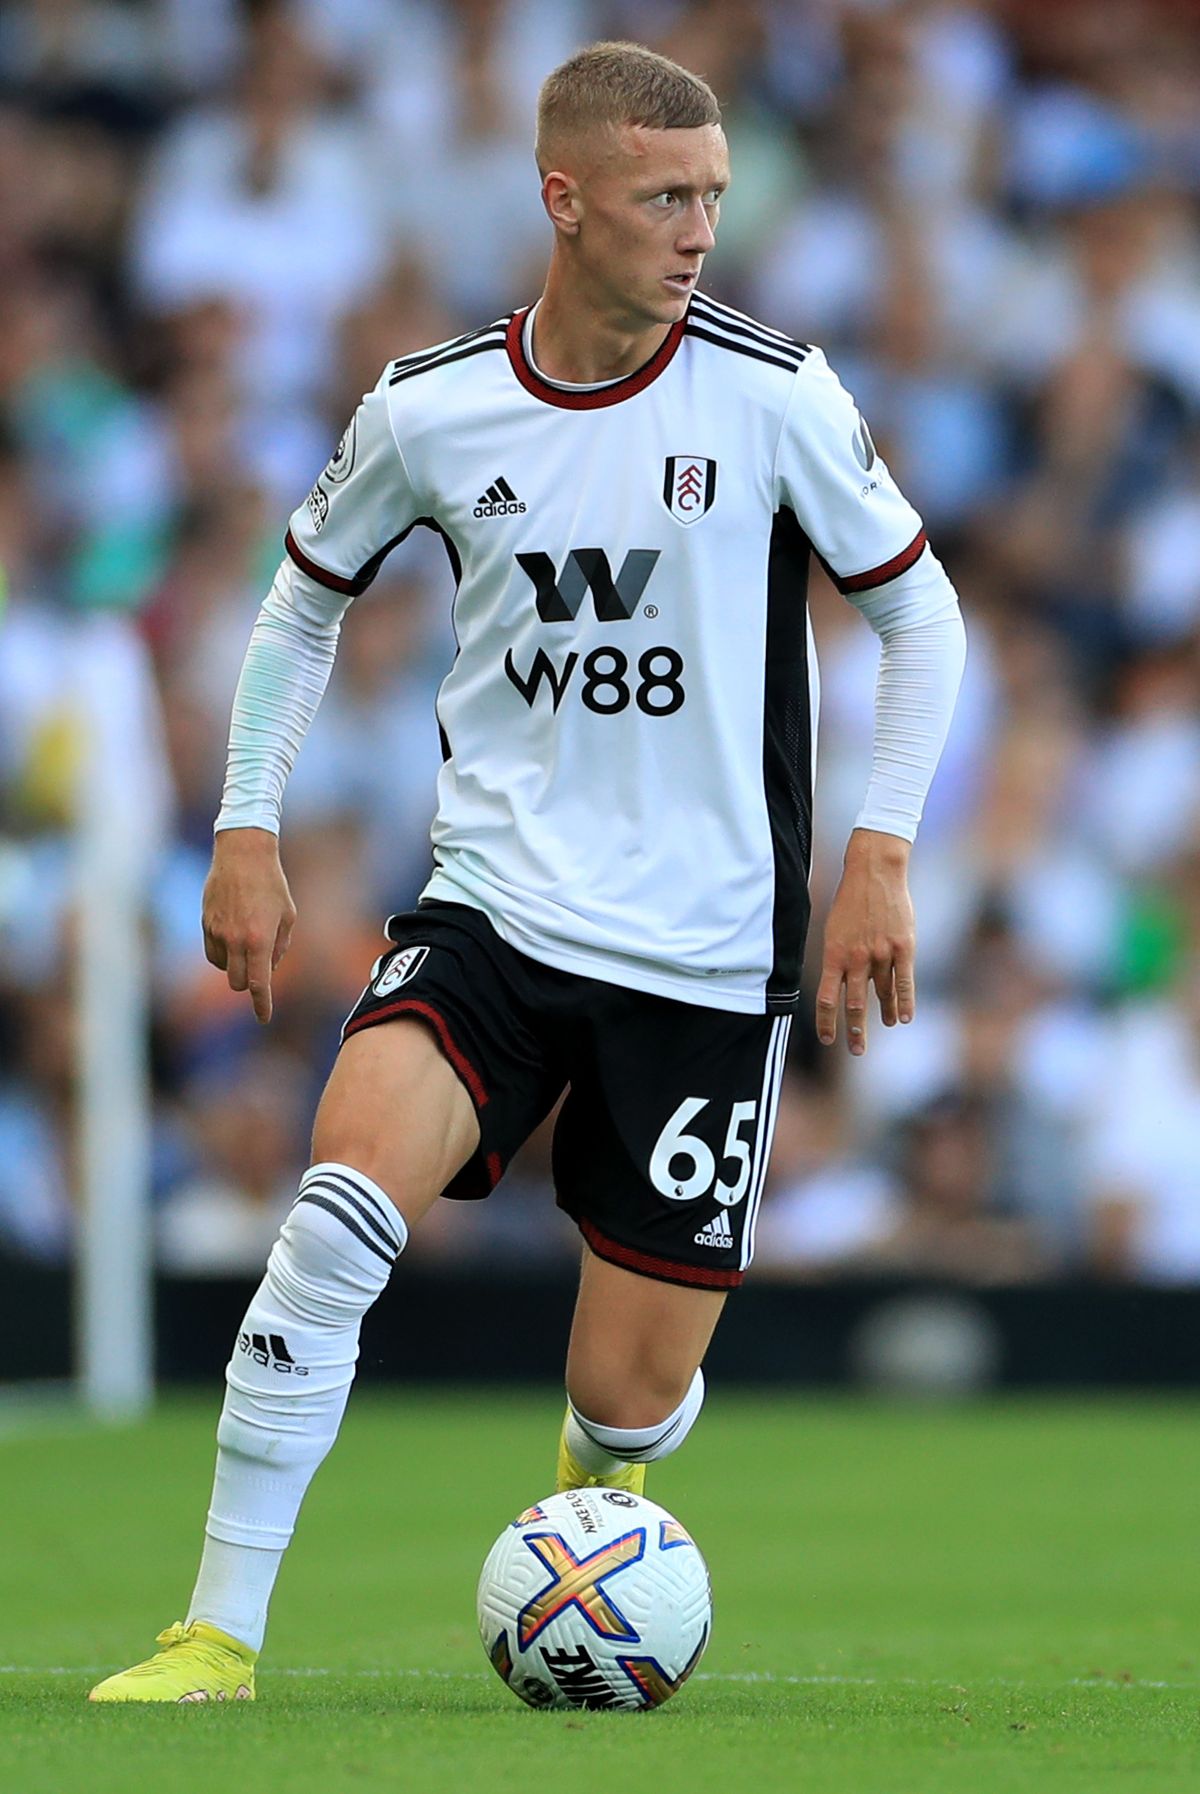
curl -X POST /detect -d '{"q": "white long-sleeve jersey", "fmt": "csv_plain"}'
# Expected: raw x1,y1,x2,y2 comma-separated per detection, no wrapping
217,294,966,1014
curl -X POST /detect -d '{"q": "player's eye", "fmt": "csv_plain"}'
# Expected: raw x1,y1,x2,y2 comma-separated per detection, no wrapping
703,189,722,207
650,192,677,209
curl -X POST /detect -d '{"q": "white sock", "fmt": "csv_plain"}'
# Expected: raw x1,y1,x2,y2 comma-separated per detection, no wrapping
187,1163,406,1652
566,1369,706,1475
188,1535,283,1654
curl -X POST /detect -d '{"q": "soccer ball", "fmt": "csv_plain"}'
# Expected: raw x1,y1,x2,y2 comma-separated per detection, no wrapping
477,1487,711,1711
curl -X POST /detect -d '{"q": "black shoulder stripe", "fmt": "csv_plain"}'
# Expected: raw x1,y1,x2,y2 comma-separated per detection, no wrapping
691,293,810,351
388,337,507,387
389,326,508,380
390,319,509,379
693,289,788,328
689,299,809,362
684,323,803,375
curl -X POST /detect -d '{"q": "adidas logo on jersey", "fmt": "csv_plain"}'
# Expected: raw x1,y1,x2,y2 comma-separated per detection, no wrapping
694,1212,733,1249
475,476,526,517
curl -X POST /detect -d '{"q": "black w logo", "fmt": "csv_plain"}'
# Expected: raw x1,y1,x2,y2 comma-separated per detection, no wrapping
515,549,660,622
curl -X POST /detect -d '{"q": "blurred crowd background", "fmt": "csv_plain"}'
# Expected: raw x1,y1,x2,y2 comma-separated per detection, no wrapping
1,0,1198,1289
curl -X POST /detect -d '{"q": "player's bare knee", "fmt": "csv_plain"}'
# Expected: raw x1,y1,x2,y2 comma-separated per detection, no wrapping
305,1128,425,1227
308,1107,456,1228
311,1025,479,1226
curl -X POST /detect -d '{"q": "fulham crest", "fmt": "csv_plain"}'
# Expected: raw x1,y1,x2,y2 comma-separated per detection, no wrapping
663,456,717,526
372,944,429,996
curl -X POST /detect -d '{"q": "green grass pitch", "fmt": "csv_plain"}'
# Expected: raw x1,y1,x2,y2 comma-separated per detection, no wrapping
1,1390,1196,1793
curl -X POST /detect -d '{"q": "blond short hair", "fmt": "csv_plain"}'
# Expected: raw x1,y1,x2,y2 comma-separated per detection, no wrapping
536,41,721,175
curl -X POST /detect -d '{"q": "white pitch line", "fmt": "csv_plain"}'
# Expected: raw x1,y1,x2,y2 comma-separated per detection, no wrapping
0,1666,1192,1691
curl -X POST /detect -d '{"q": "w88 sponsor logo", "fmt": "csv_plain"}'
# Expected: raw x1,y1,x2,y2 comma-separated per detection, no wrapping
504,546,686,716
504,645,684,716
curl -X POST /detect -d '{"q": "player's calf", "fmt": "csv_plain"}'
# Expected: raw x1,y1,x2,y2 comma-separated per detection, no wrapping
556,1369,706,1494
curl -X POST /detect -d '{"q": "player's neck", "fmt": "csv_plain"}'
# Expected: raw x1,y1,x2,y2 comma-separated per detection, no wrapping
533,266,673,385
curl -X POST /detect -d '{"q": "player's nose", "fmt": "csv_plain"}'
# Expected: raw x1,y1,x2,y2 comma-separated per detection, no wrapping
677,197,716,255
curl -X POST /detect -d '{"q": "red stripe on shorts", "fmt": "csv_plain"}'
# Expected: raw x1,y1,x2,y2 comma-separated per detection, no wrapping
579,1217,745,1290
343,998,489,1109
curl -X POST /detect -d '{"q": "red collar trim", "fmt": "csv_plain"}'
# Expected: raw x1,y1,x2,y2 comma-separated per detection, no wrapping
505,307,686,410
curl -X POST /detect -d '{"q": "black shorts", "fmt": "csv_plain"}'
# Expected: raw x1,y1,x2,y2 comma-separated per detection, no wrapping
340,902,790,1289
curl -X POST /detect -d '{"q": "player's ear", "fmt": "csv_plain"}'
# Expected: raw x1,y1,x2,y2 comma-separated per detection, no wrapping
541,170,582,235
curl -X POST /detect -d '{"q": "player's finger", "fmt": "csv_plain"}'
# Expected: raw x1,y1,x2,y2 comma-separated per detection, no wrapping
272,914,293,970
245,943,274,1025
874,960,898,1027
815,968,843,1046
844,961,869,1055
225,943,248,992
203,927,228,971
894,943,917,1024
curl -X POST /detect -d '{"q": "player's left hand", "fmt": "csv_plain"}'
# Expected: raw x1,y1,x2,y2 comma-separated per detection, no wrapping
815,828,915,1056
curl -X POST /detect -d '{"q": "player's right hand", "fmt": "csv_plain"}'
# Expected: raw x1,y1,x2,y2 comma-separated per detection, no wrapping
201,827,297,1025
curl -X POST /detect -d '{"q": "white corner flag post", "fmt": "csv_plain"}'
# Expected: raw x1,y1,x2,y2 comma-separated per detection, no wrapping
74,612,162,1421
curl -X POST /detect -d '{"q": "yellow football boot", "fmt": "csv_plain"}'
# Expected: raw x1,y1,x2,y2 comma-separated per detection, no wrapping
88,1621,256,1704
556,1406,646,1496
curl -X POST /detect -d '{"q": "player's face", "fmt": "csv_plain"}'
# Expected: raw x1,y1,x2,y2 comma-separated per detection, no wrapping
573,124,729,327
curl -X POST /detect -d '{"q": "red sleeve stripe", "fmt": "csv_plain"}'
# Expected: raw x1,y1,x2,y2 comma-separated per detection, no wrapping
283,528,364,595
836,528,927,595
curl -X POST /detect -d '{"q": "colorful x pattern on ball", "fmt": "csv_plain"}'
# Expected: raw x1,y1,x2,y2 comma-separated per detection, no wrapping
617,1628,710,1707
517,1529,645,1648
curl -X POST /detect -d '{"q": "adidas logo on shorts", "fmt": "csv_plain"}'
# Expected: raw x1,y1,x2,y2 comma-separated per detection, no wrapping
694,1211,732,1249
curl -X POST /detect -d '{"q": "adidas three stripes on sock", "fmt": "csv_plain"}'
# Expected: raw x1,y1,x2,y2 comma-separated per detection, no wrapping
188,1164,406,1652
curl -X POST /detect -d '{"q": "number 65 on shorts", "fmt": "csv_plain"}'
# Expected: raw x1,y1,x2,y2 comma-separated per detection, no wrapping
341,901,793,1290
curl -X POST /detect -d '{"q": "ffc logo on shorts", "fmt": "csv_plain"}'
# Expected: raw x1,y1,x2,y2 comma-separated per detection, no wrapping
372,944,430,997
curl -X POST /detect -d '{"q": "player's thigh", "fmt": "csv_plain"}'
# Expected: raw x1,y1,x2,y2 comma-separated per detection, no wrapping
311,1019,480,1230
564,1243,726,1428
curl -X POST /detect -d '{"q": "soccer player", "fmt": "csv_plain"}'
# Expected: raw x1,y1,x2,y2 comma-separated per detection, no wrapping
90,42,965,1702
